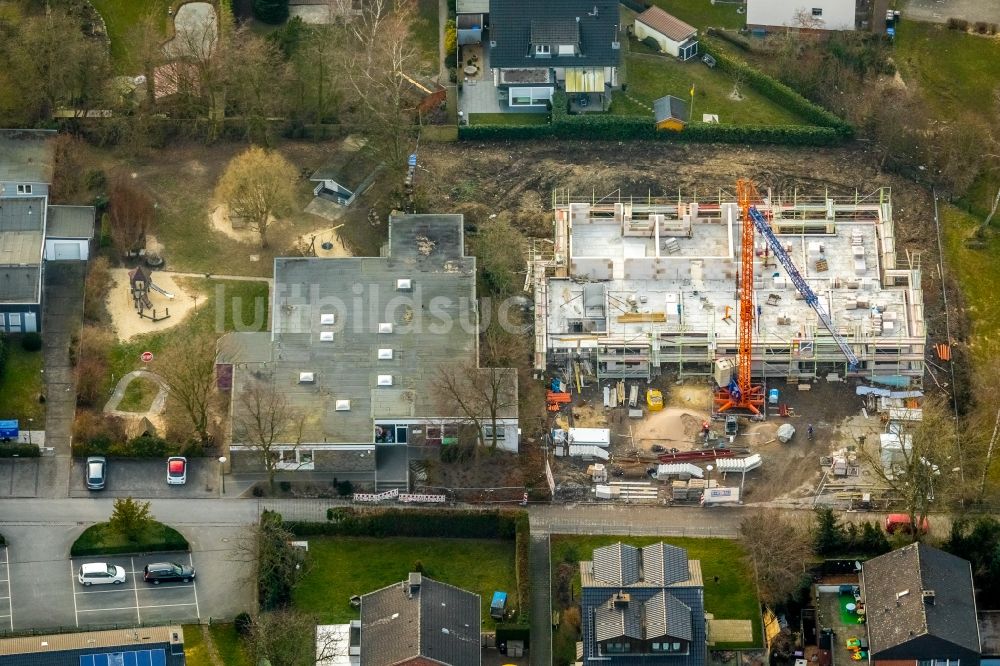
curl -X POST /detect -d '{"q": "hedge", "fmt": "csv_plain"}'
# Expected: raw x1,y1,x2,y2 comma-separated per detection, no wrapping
72,435,179,459
497,623,531,649
0,444,40,458
70,521,189,557
292,508,531,624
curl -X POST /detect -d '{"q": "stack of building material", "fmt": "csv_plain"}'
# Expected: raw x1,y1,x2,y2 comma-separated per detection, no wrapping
671,480,688,500
568,428,611,448
663,237,681,254
588,464,608,482
655,462,704,479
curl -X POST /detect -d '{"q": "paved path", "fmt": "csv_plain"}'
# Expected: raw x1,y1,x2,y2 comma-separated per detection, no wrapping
528,534,552,666
158,270,272,285
40,263,85,498
103,369,168,418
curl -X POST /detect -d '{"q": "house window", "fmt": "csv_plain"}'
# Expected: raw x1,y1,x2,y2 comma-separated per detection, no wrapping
16,184,31,194
483,424,506,441
557,44,575,55
535,44,551,55
812,7,823,16
273,449,315,470
509,87,552,106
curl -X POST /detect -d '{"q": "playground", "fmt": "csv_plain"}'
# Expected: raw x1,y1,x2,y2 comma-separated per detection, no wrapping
105,268,198,342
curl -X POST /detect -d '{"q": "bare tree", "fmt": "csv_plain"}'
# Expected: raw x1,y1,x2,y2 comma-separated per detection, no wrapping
215,146,298,248
860,398,958,540
739,512,813,606
233,379,304,491
433,361,517,452
155,332,218,443
108,173,155,255
224,26,288,142
247,608,345,665
124,12,166,112
340,0,420,164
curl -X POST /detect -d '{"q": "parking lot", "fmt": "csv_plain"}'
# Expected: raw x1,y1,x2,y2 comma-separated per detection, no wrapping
71,552,200,627
69,459,219,498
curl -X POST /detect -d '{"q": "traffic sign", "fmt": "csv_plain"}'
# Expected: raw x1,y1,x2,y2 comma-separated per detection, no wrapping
140,351,154,363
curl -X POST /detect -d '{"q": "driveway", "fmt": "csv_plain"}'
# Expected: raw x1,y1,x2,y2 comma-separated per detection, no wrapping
903,0,1000,23
69,459,221,499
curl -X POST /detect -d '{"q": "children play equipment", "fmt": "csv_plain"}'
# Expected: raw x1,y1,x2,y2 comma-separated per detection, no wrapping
129,266,173,322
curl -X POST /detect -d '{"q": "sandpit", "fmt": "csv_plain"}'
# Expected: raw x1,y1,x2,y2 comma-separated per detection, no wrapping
209,203,271,243
296,224,352,258
105,268,199,342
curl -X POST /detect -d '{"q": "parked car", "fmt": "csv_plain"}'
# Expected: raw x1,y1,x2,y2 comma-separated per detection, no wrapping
78,562,126,586
86,456,106,490
166,456,187,485
143,562,196,584
885,513,930,535
650,444,666,453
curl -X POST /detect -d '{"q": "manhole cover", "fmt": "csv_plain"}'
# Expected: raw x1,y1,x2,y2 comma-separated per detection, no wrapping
321,242,334,250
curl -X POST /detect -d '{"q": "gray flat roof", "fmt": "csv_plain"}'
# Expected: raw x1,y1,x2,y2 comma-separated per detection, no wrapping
0,198,45,233
0,130,56,184
47,205,95,238
0,231,42,266
229,213,517,445
457,0,488,13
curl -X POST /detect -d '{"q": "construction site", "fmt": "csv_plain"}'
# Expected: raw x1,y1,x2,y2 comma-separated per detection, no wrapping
534,183,931,509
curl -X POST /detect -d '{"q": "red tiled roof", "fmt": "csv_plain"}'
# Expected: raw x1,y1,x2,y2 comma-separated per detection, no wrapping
637,6,697,42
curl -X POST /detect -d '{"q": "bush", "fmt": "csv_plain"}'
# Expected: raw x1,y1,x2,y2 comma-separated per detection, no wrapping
70,521,189,557
20,332,42,352
0,444,40,457
85,169,106,191
707,28,753,52
0,332,7,378
72,434,179,458
946,17,969,31
496,624,530,649
84,257,111,321
252,0,289,24
335,479,353,496
234,611,253,637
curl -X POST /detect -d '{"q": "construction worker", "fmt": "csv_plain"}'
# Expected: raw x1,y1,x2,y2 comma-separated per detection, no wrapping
702,421,711,442
807,423,814,441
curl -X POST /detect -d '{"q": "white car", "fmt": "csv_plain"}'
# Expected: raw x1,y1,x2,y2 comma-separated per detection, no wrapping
167,456,187,485
78,562,127,586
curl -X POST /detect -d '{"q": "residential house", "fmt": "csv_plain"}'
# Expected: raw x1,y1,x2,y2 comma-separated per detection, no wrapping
0,129,94,333
580,542,706,665
457,0,488,45
218,213,519,491
653,95,689,131
861,542,982,665
0,625,185,666
747,0,859,32
310,150,381,208
634,7,698,60
360,572,480,666
488,0,621,110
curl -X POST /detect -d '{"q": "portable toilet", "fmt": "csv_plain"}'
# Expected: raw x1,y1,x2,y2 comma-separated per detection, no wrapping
768,388,779,405
490,591,507,620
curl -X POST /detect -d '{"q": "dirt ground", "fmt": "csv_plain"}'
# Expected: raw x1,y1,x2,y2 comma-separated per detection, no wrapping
105,268,199,341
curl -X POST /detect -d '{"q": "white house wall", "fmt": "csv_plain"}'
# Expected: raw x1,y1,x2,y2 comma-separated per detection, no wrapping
634,22,681,56
747,0,856,30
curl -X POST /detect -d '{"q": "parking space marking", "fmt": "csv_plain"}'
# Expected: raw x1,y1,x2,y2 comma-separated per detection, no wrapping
2,548,10,631
71,561,79,628
189,554,200,620
131,557,141,623
76,586,136,595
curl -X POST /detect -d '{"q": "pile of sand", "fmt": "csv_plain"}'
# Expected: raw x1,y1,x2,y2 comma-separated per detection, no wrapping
105,268,200,342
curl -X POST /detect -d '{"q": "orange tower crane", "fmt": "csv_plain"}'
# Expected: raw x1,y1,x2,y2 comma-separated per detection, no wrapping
714,179,765,415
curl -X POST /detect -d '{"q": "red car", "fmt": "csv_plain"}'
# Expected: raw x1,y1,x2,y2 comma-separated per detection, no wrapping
167,457,187,485
885,513,929,535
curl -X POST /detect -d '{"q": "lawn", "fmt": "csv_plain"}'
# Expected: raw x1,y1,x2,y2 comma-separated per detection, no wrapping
469,113,550,126
894,21,1000,218
292,537,517,629
107,278,269,394
183,624,250,666
89,0,172,70
941,204,1000,358
0,341,45,423
617,52,807,125
646,0,746,30
118,376,159,412
551,535,761,664
413,0,440,74
71,520,189,557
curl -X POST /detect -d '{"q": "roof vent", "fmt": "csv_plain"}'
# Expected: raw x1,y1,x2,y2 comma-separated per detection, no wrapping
611,592,630,609
896,589,910,601
922,590,936,605
299,372,316,383
408,572,422,596
335,399,351,411
378,348,394,360
612,41,620,50
377,375,393,386
378,322,393,334
319,331,334,342
320,313,336,325
396,278,412,291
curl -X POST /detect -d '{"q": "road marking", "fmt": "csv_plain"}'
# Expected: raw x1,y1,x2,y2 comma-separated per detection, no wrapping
77,602,198,613
131,557,140,624
3,548,10,631
70,561,79,628
189,553,200,619
75,587,137,596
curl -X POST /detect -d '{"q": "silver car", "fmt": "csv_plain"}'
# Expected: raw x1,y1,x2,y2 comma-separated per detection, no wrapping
86,456,106,490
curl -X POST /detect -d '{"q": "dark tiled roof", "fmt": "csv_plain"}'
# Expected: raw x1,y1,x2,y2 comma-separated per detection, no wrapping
593,591,693,642
654,95,688,123
637,6,697,42
863,543,981,656
645,590,693,641
594,595,644,642
642,543,690,586
360,574,481,666
593,543,641,586
530,19,579,45
490,0,620,68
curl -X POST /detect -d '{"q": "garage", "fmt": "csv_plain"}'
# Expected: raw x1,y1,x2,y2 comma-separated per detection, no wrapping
51,242,81,260
44,205,94,261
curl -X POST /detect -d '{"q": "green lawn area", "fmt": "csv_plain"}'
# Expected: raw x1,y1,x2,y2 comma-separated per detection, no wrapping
941,204,1000,357
646,0,746,30
551,535,761,664
469,113,550,126
107,278,269,393
413,0,440,74
293,537,517,629
89,0,172,70
118,375,160,412
0,341,44,423
183,624,250,666
71,520,189,557
617,52,807,125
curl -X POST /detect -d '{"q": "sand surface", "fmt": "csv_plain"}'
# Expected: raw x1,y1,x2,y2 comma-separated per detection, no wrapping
105,268,199,341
